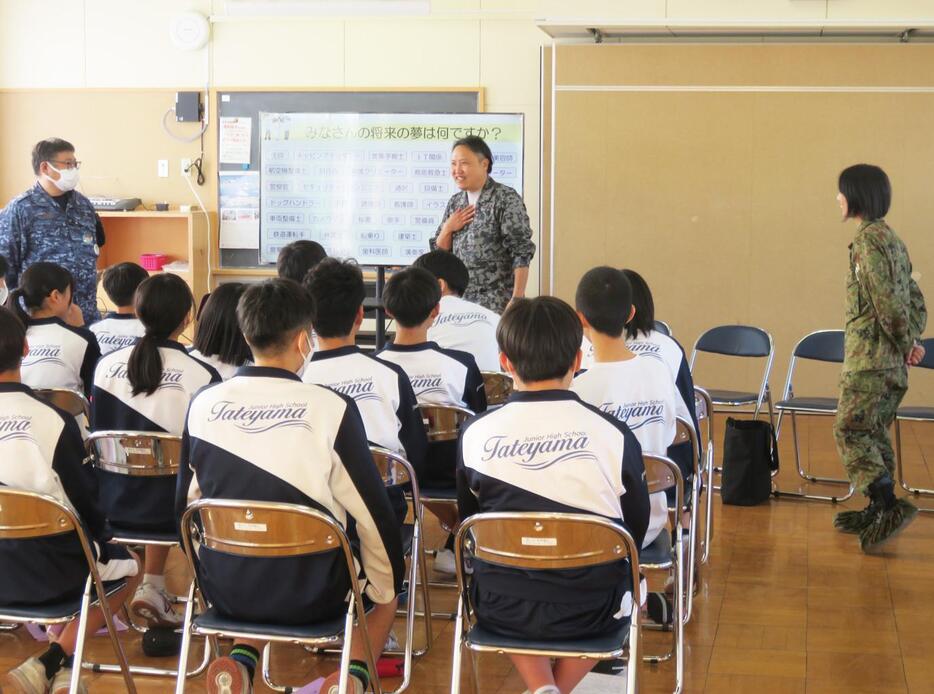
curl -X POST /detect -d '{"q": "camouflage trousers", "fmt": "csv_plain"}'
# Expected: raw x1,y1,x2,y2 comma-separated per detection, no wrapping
833,367,908,495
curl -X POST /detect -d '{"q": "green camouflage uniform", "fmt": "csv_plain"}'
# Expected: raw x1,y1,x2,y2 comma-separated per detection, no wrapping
833,219,927,493
430,177,535,314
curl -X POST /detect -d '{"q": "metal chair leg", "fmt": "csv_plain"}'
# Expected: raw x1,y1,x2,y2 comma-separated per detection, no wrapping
773,411,856,503
894,419,934,512
450,595,465,694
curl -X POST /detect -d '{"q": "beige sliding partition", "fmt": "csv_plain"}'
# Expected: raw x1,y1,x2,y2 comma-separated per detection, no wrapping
544,43,934,403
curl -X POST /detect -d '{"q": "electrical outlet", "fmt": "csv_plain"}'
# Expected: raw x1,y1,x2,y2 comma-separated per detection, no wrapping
157,159,169,178
181,158,192,176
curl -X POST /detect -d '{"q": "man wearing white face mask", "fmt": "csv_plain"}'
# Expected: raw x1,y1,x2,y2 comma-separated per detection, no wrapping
0,138,106,324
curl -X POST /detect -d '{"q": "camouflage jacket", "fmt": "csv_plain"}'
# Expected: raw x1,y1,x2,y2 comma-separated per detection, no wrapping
430,177,535,314
0,183,101,323
843,219,926,373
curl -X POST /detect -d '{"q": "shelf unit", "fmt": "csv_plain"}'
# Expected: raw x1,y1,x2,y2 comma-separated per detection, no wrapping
97,210,209,312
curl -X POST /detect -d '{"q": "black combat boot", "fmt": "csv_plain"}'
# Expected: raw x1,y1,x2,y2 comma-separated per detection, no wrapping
858,474,918,553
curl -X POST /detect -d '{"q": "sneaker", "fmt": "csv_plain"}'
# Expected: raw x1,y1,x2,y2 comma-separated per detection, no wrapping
0,657,49,694
434,548,456,575
130,582,183,627
49,668,87,694
859,498,919,553
320,671,365,694
206,656,252,694
646,591,674,627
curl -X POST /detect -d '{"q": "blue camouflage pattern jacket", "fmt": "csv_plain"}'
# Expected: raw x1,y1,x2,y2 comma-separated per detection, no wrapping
0,183,102,324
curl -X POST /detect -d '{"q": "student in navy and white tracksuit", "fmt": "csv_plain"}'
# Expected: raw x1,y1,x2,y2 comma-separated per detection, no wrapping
458,297,649,694
90,262,149,356
0,307,140,693
414,250,501,372
177,278,403,694
572,267,694,551
91,274,218,629
302,259,427,482
5,262,100,397
188,282,253,381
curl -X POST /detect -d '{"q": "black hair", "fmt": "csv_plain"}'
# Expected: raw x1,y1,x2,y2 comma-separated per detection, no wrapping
838,164,891,222
575,266,632,339
413,250,469,297
193,282,252,367
3,262,74,326
0,307,26,373
127,274,193,396
102,262,149,307
303,258,366,338
237,278,314,354
382,266,441,328
622,269,655,340
0,254,8,279
452,135,494,175
497,297,582,383
32,138,75,176
276,240,327,284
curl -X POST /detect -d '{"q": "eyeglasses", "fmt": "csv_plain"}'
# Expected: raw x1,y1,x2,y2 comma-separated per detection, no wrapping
48,159,81,170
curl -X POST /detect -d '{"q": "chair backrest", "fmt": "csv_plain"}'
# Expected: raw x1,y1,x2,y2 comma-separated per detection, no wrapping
181,499,352,560
792,329,844,363
643,453,684,512
457,512,641,575
671,416,701,473
653,320,672,337
417,404,474,442
369,446,415,489
693,387,712,421
85,432,182,477
693,324,772,359
480,371,513,406
0,487,77,541
33,388,90,421
914,337,934,370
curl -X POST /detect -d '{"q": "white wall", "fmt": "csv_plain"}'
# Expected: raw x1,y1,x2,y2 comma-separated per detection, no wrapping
3,0,933,294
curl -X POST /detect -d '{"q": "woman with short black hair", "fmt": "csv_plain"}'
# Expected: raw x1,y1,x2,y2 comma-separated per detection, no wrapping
832,163,927,552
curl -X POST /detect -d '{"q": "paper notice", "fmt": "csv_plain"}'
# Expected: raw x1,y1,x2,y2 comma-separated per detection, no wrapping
219,171,260,249
219,116,252,165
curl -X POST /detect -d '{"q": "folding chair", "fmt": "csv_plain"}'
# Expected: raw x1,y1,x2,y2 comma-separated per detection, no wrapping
0,487,136,694
773,330,854,503
894,336,934,512
32,387,91,421
450,512,642,694
693,387,715,565
417,403,474,607
369,446,433,692
84,431,211,679
480,371,513,408
175,499,384,694
653,320,672,337
640,453,685,693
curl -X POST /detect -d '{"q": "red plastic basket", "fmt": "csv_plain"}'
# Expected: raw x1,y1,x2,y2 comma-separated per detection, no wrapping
140,253,168,271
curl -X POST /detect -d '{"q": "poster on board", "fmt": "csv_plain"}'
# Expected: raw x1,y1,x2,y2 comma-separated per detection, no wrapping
258,112,524,265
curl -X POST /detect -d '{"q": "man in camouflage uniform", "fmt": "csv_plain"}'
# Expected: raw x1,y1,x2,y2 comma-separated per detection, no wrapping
431,136,535,315
832,164,926,552
0,138,104,325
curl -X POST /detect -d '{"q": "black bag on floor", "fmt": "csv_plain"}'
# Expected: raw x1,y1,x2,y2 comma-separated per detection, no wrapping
721,417,778,506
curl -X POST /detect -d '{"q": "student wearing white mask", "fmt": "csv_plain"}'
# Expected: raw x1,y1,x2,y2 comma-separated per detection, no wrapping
0,138,107,324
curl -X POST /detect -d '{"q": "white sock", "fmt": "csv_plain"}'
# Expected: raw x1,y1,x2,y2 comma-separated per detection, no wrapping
532,687,560,694
143,574,165,590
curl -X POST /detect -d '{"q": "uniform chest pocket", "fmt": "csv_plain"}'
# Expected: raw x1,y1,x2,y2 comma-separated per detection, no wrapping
846,277,864,323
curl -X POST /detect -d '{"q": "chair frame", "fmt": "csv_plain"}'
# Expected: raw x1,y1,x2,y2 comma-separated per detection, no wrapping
450,512,642,694
83,430,211,679
671,417,701,625
693,387,715,566
893,337,934,512
641,453,686,694
479,371,513,408
773,330,855,503
369,446,434,692
175,498,383,694
0,487,137,694
416,403,474,617
654,320,672,337
33,387,91,421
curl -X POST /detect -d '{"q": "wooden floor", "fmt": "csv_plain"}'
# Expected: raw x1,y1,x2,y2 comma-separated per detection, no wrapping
2,415,934,693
